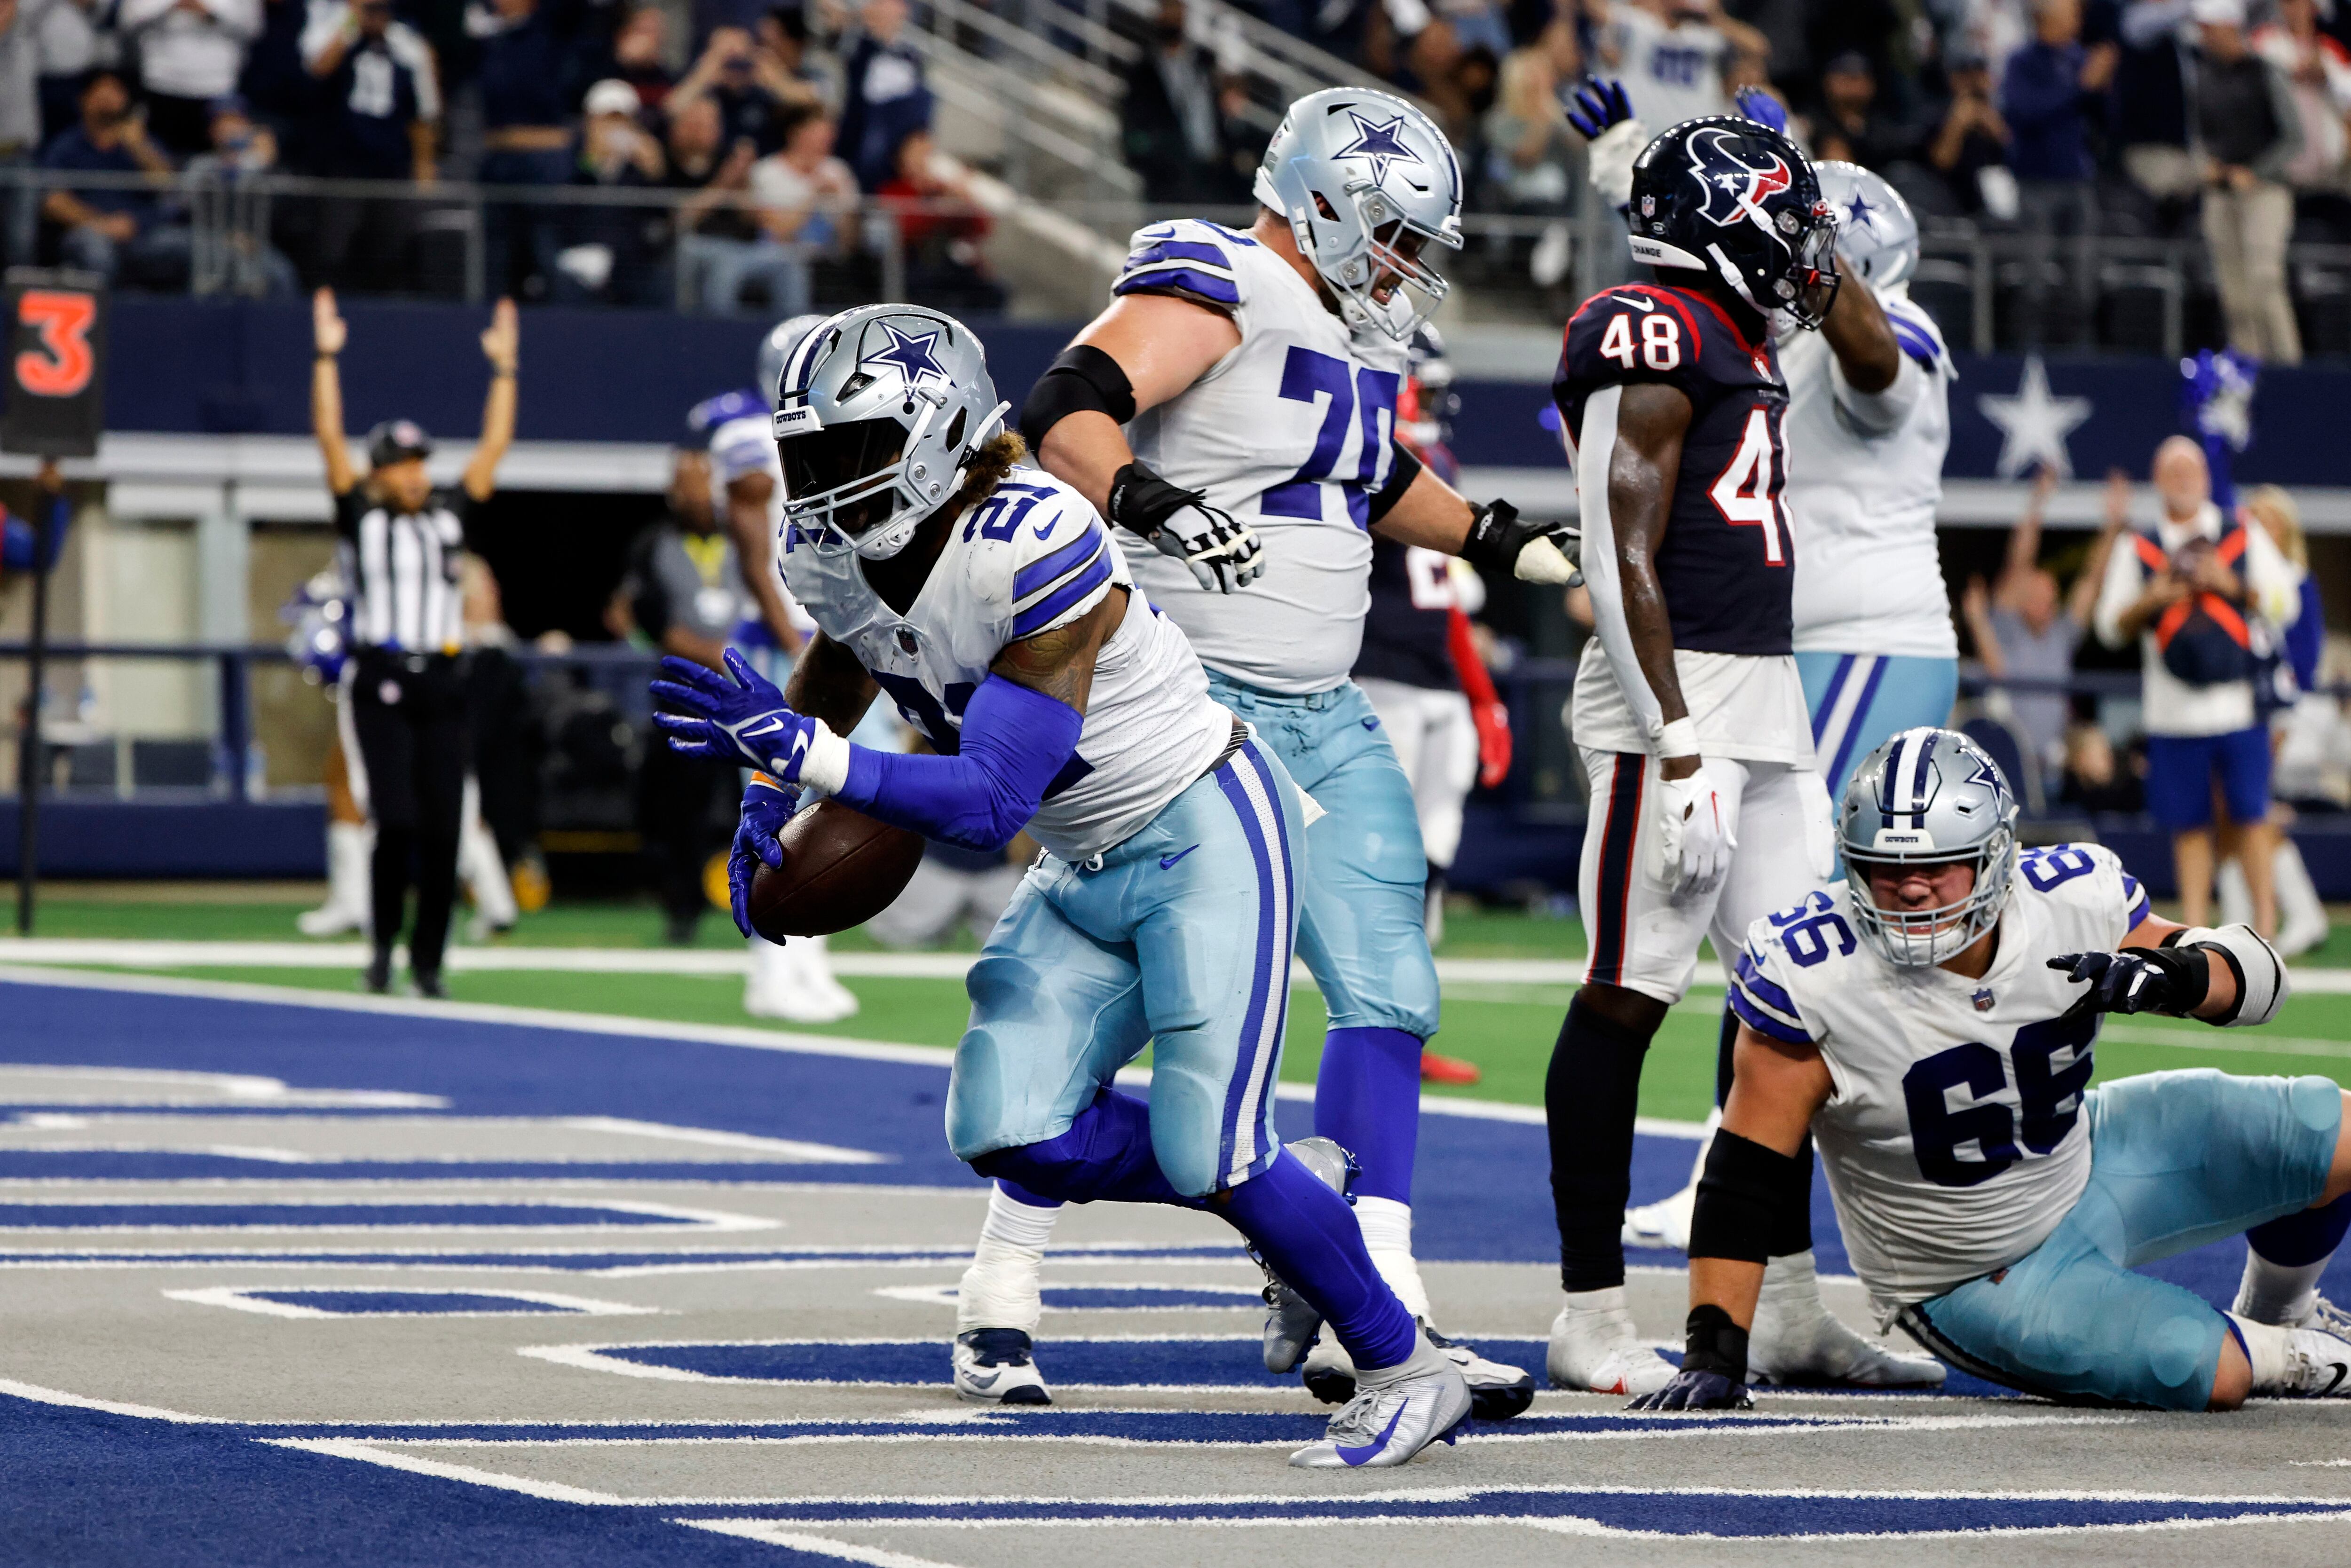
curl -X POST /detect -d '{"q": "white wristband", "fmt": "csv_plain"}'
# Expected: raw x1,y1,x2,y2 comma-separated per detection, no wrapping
1657,717,1699,760
793,720,852,796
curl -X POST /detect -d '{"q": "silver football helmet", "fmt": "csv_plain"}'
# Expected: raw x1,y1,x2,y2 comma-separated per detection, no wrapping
1813,161,1917,292
1253,87,1464,340
757,313,831,405
1839,727,2019,967
769,305,1009,562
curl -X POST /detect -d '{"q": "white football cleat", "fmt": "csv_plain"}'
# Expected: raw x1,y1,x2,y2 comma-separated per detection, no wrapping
1250,1136,1357,1372
1621,1187,1695,1252
2280,1324,2351,1397
1301,1323,1536,1420
1289,1345,1471,1469
1547,1285,1675,1397
1747,1250,1944,1387
952,1328,1050,1405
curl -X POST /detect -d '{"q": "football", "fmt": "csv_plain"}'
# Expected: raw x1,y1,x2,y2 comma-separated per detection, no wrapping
744,799,925,940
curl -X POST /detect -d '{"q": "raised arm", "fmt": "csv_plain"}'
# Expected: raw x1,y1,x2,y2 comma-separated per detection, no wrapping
725,471,805,652
311,288,357,496
1997,464,2056,599
1817,270,1900,397
463,299,518,502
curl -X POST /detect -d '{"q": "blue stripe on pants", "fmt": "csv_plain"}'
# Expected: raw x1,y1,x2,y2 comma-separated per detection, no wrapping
1213,742,1293,1187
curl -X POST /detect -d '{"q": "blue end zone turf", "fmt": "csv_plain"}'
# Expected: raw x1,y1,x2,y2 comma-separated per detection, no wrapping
0,1203,694,1230
240,1290,589,1315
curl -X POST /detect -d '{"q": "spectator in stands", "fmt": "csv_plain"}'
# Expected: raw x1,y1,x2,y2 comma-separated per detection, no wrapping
1812,50,1912,171
558,77,669,304
756,4,835,111
749,103,854,284
1926,46,2014,217
2253,0,2351,196
2196,0,2306,363
1,0,38,269
37,69,186,287
876,127,1003,312
1483,40,1578,285
118,0,261,157
2001,0,2116,344
2093,435,2300,933
1121,0,1244,205
476,0,580,301
2226,482,2332,956
182,94,301,293
25,0,104,146
675,22,819,159
607,6,674,112
1585,0,1764,132
303,0,440,290
2115,0,2199,220
836,0,929,191
668,95,804,312
1957,464,2123,781
2059,722,2148,814
238,0,318,163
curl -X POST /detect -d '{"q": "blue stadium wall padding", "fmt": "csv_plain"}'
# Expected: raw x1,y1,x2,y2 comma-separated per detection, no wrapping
0,800,324,878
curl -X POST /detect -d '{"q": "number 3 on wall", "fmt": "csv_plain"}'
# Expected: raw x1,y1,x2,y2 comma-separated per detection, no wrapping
16,291,98,399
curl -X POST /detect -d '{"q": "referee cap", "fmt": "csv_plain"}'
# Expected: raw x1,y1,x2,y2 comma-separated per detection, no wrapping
366,419,434,469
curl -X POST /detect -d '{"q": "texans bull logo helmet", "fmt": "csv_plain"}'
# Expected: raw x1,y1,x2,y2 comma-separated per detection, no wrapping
1627,116,1842,328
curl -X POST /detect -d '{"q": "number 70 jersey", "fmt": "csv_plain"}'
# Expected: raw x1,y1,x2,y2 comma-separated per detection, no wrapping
1116,219,1411,695
1728,844,2152,1324
1553,283,1793,656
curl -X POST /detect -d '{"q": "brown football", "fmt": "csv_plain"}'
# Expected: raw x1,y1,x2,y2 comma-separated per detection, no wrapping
745,799,925,940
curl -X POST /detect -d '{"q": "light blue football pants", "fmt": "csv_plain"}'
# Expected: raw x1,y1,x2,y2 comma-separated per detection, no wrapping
945,739,1305,1198
1901,1070,2343,1410
1798,652,1960,805
1202,673,1442,1040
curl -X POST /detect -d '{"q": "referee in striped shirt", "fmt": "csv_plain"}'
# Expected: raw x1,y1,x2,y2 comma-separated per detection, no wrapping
310,287,519,996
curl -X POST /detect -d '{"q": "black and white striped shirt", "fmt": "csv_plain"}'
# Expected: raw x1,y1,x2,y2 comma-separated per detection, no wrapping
333,486,473,654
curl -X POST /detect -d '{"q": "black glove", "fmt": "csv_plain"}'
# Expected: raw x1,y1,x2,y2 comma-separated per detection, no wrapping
2047,946,2209,1018
1460,499,1579,586
1628,1305,1754,1412
1105,461,1264,593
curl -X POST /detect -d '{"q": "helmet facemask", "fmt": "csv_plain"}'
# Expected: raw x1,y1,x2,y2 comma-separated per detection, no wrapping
1777,206,1843,328
1846,826,2016,967
1293,180,1461,341
779,391,1002,562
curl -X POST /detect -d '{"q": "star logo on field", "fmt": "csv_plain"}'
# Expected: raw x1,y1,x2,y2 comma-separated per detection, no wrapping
1977,355,2092,480
1337,111,1422,187
861,323,948,388
1845,191,1876,230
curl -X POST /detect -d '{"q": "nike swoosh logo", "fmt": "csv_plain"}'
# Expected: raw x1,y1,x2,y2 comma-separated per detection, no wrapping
964,1370,1000,1390
1336,1402,1408,1466
1033,515,1060,541
1362,717,1381,730
2321,1362,2348,1396
1158,845,1199,870
1611,293,1656,312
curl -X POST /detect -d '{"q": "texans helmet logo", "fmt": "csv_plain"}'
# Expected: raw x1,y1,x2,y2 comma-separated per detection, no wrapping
1685,126,1793,241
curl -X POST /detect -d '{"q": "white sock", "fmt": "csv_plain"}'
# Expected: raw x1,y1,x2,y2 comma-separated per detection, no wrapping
2236,1247,2330,1326
957,1182,1060,1334
1354,1197,1432,1321
1560,1284,1632,1318
1353,1324,1444,1388
2276,841,2327,941
1758,1248,1826,1319
2230,1313,2293,1391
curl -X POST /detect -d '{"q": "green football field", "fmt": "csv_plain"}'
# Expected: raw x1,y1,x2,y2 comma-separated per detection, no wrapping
17,892,2351,1124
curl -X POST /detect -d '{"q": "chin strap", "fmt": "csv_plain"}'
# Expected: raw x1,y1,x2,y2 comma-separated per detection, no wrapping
1706,242,1767,318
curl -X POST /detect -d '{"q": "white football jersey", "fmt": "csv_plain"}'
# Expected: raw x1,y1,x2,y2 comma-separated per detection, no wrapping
1731,843,2152,1324
1115,219,1411,695
780,468,1233,861
1782,291,1958,659
1609,7,1730,134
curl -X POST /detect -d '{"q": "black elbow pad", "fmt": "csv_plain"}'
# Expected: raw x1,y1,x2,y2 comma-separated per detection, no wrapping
1367,441,1421,524
1687,1130,1808,1265
1018,345,1137,452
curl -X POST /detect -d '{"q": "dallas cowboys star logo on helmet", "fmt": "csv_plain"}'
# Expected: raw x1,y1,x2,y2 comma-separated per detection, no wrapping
1845,190,1876,230
1337,110,1423,188
860,322,949,388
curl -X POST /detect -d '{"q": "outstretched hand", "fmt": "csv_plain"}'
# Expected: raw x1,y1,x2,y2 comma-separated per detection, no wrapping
650,649,808,771
313,287,347,356
2048,946,2206,1018
1565,76,1633,141
480,298,519,373
726,773,797,937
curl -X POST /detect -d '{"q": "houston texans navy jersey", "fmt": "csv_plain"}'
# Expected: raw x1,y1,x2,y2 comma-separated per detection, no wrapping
1552,283,1793,656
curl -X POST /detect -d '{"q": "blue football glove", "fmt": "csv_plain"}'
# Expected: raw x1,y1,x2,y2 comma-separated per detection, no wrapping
726,773,797,938
1564,76,1633,141
2048,946,2208,1018
1628,1365,1752,1411
650,649,836,782
1733,86,1788,134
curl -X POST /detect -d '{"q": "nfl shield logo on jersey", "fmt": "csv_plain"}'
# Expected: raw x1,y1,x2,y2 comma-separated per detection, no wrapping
1972,987,1995,1012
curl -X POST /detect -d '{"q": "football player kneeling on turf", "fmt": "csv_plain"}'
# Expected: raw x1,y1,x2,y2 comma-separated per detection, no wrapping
1638,726,2351,1413
650,304,1472,1468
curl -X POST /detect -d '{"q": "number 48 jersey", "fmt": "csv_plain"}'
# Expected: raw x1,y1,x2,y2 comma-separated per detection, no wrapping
1729,844,2152,1325
1116,218,1410,696
1553,283,1792,656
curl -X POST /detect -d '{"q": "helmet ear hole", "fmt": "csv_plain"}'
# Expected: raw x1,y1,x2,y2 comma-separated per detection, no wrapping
1312,192,1340,222
943,407,967,451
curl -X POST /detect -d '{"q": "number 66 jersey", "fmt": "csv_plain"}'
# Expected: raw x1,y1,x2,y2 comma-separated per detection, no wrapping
1729,844,2153,1325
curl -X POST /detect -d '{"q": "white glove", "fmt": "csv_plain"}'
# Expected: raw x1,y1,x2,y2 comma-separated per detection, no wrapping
1655,764,1735,898
1155,500,1266,593
1588,117,1646,211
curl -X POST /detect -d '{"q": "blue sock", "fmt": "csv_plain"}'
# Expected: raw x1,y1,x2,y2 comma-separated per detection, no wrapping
1220,1147,1419,1372
969,1088,1194,1208
994,1178,1061,1211
2248,1193,2351,1267
1313,1026,1422,1206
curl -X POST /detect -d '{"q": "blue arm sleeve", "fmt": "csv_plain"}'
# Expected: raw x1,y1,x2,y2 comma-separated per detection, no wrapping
833,673,1084,852
1,498,71,573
